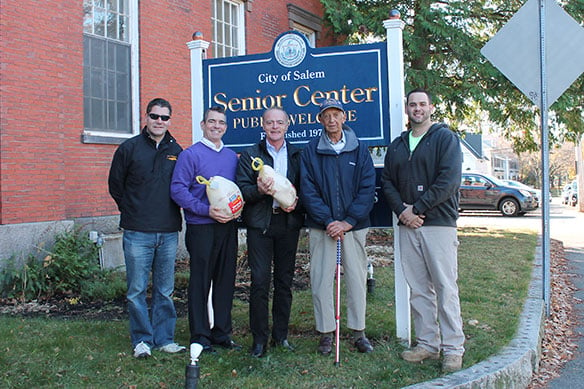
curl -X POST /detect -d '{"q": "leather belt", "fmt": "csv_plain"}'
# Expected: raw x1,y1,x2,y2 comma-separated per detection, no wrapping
272,207,283,214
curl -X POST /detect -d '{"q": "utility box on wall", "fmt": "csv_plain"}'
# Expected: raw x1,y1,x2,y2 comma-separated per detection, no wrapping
96,232,125,271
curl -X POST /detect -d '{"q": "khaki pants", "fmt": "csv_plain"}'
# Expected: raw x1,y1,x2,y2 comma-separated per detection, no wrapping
309,228,368,333
399,225,465,355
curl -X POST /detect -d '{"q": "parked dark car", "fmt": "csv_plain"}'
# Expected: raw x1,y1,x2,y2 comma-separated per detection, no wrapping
459,173,538,216
503,180,541,207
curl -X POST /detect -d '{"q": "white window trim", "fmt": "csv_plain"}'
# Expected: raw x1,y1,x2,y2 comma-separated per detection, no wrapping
291,22,316,47
130,0,140,136
287,4,321,48
235,0,246,55
212,0,246,57
82,0,140,143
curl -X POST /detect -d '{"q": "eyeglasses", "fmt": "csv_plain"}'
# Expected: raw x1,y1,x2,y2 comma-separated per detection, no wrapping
148,113,171,121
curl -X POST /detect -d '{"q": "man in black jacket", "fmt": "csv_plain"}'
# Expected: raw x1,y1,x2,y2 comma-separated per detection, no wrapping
108,98,185,359
236,107,304,358
381,88,464,373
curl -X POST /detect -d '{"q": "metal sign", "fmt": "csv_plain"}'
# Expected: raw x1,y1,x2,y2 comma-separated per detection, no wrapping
203,31,389,152
481,0,584,109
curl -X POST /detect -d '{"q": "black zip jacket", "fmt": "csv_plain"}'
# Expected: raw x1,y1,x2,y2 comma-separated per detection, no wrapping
381,123,462,227
236,139,304,232
108,128,183,232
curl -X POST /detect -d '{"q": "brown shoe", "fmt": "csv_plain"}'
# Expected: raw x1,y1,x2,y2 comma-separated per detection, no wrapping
318,335,332,355
442,354,463,373
354,336,373,353
400,346,440,363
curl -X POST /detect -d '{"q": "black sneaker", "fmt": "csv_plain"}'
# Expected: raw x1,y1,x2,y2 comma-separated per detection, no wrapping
318,336,332,355
354,336,373,353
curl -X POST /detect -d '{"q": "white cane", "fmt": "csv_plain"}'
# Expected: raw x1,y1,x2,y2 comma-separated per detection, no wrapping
334,237,341,366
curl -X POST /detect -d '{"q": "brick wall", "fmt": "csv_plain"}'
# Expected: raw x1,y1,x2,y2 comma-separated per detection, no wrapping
0,0,331,225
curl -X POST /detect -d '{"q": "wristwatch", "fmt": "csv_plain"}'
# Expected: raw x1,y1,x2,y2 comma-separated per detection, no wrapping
412,205,420,215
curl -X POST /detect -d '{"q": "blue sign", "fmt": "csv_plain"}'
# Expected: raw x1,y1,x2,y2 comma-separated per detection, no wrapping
203,31,390,152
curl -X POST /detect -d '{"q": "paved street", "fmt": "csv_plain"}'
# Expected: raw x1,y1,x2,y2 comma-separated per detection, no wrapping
457,198,584,388
457,198,582,241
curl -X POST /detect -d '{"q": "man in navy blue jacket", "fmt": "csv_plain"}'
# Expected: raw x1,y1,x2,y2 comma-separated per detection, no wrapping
300,98,376,355
381,88,464,373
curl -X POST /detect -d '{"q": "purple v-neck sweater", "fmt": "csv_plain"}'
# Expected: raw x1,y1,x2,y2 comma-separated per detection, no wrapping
171,142,238,224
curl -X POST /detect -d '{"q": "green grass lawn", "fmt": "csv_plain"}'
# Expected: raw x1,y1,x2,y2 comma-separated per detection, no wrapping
0,227,537,388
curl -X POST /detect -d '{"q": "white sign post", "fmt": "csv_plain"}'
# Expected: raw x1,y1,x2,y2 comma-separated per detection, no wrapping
384,15,411,346
187,34,210,144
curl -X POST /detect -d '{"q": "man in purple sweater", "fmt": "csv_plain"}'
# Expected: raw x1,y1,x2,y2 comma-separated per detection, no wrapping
170,106,241,353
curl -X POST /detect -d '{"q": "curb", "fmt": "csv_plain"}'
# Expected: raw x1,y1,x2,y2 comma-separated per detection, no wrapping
405,239,544,388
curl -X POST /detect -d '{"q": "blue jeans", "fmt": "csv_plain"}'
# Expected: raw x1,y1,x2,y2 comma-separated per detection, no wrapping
123,230,178,348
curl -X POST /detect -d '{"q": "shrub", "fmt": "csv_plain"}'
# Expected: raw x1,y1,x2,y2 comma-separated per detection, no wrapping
0,255,47,301
0,229,100,301
79,270,127,301
42,229,100,296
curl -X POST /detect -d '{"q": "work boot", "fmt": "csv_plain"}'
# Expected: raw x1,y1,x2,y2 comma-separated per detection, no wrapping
442,354,463,373
400,345,440,363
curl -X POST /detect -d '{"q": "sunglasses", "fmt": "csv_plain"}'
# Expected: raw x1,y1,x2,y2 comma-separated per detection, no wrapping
148,113,171,121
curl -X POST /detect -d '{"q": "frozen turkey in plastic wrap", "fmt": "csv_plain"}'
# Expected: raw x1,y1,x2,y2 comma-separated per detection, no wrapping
196,175,244,218
251,157,297,209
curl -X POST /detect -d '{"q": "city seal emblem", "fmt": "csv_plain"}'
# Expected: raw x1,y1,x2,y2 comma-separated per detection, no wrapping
274,33,307,68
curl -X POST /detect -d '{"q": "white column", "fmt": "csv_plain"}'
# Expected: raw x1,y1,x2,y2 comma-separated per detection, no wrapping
384,15,411,346
187,35,215,329
187,36,210,144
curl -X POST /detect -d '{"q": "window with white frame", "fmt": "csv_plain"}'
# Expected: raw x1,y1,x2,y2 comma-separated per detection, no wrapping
292,23,316,47
287,4,322,48
212,0,246,58
82,0,139,142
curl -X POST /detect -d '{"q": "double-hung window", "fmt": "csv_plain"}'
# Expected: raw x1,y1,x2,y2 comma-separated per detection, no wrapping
212,0,246,58
83,0,139,143
288,4,321,48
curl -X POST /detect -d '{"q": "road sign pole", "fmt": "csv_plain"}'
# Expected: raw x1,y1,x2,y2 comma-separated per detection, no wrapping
539,0,551,316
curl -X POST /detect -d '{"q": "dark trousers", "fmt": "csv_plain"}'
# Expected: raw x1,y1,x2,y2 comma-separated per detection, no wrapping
247,214,300,345
185,221,237,345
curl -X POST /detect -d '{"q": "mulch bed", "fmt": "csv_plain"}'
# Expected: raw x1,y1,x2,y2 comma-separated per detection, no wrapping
0,229,392,321
528,239,581,388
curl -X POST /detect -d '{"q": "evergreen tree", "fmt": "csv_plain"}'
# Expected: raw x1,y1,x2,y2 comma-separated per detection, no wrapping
320,0,583,151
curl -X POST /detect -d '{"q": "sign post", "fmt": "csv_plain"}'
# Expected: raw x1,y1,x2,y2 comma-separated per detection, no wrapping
384,13,411,346
187,32,210,143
